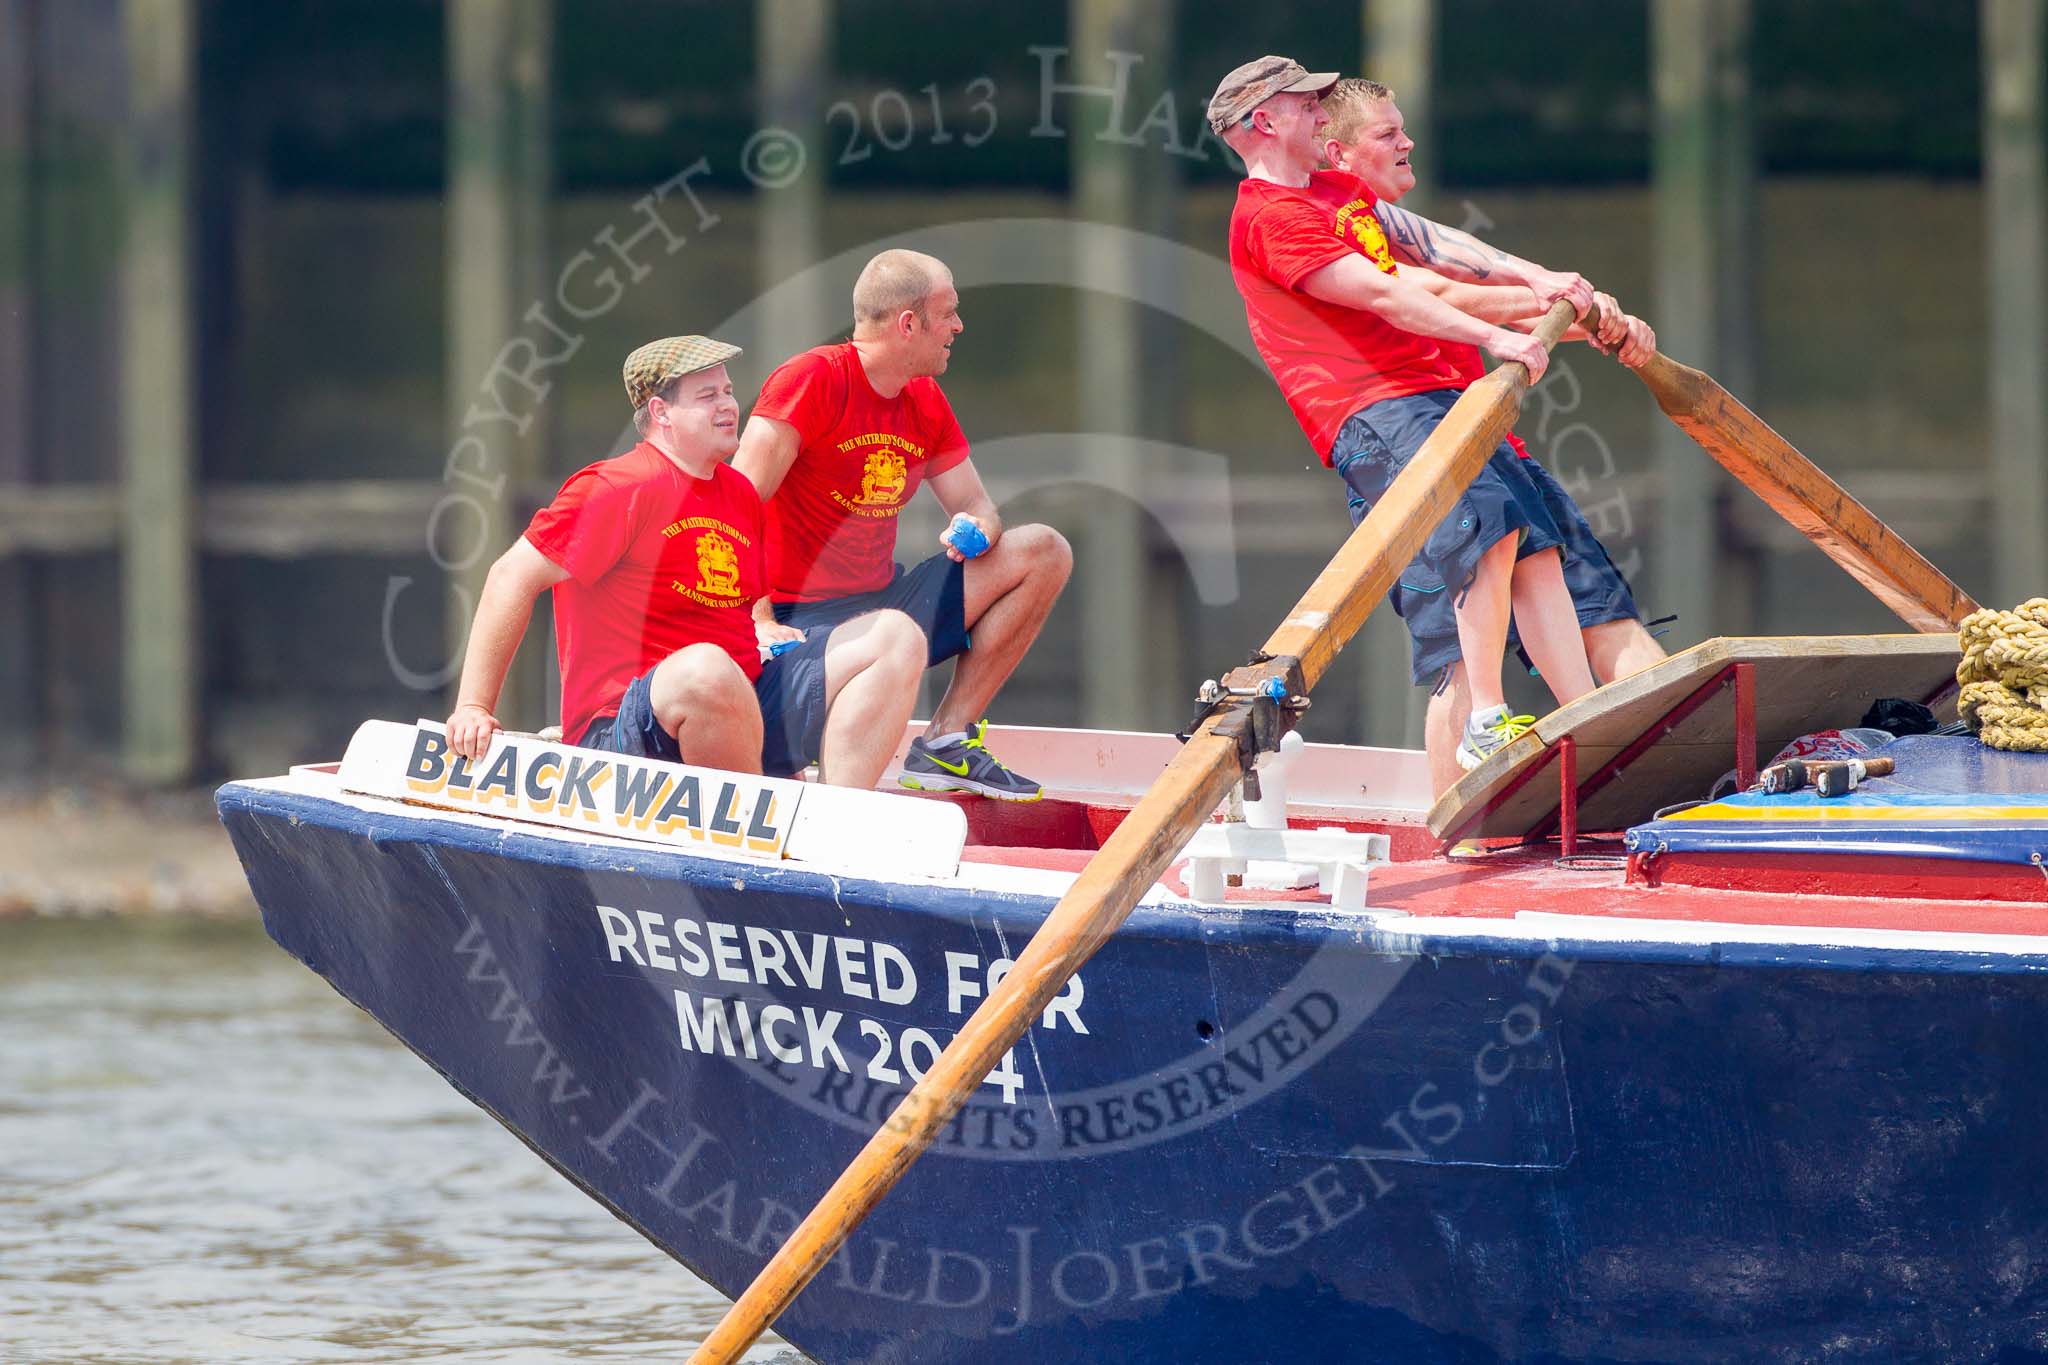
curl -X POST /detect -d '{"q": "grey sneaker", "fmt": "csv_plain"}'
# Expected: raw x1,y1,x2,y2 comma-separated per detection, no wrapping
899,720,1044,802
1457,705,1535,771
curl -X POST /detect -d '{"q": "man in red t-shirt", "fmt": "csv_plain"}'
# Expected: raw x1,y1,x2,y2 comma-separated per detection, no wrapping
1320,76,1671,795
734,249,1073,802
443,335,926,791
1214,54,1604,776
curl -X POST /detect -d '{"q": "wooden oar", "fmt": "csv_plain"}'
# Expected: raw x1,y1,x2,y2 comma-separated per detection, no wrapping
684,299,1581,1365
1628,349,1977,632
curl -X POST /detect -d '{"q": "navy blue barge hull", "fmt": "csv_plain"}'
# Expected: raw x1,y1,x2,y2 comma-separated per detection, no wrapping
219,778,2048,1363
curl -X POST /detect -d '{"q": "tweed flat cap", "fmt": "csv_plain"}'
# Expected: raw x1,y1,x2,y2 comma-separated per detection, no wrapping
623,335,742,409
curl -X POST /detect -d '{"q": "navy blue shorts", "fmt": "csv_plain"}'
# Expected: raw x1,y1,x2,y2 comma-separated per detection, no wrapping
1387,451,1643,688
578,630,836,778
770,551,970,669
1332,389,1565,686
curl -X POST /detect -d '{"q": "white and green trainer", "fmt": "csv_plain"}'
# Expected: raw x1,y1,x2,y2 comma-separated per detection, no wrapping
1456,704,1536,771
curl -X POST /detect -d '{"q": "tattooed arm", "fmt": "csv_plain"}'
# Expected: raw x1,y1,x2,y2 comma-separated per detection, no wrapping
1374,201,1593,316
1403,267,1657,362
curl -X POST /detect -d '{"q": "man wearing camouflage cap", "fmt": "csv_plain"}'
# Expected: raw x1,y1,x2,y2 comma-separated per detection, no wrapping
444,336,926,789
1214,54,1606,776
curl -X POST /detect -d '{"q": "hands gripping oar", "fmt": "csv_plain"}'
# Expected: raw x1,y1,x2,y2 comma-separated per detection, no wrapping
683,298,1584,1364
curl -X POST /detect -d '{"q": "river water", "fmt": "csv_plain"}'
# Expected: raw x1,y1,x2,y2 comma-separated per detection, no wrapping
0,915,798,1364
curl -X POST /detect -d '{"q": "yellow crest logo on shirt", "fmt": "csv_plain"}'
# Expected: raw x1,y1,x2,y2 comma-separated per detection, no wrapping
1335,199,1398,274
694,530,741,598
858,448,908,506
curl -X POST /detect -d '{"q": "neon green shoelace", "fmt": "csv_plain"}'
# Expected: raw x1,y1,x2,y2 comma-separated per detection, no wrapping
1492,713,1536,741
963,719,1016,773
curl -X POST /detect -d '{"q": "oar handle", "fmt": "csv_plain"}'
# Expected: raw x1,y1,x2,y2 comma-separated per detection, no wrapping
1529,294,1582,352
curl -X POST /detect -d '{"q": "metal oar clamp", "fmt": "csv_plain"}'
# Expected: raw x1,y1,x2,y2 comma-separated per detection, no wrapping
1180,651,1311,802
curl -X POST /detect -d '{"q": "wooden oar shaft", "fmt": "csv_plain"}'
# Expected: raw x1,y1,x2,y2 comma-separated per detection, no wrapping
687,300,1579,1365
1266,361,1529,686
1632,351,1977,632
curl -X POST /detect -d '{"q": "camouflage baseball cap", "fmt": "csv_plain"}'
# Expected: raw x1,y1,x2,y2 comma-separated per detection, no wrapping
622,335,742,409
1206,55,1340,134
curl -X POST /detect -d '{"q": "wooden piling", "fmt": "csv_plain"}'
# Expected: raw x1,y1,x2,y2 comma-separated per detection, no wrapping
755,0,833,359
119,0,199,782
1364,0,1437,215
1651,0,1754,643
446,0,552,725
1984,0,2048,606
0,0,34,763
1711,0,1757,405
1073,0,1177,730
0,0,28,474
1360,0,1438,746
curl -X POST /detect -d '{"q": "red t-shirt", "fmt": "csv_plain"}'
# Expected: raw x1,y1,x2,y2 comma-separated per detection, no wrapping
524,443,764,744
749,342,971,602
1229,169,1465,463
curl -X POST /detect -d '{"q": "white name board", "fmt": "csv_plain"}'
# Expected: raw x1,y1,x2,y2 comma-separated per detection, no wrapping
335,720,965,879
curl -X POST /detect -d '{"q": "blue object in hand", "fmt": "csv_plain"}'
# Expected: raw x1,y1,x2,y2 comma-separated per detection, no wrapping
944,513,989,559
758,636,804,664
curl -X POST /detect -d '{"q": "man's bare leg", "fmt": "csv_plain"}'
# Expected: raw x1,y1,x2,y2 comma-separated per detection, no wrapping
1508,548,1598,704
1427,617,1668,799
1450,534,1520,714
818,608,927,788
1583,618,1666,684
926,523,1073,737
649,644,765,773
1440,544,1597,788
1425,662,1470,798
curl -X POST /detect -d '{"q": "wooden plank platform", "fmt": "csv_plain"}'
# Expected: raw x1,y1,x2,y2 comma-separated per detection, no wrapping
1427,635,1962,842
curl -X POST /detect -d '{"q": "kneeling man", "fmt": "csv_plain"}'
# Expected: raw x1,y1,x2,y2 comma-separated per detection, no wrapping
445,335,925,789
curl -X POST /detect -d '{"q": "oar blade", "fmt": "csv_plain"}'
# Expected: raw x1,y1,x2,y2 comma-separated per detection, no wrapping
1635,352,1976,632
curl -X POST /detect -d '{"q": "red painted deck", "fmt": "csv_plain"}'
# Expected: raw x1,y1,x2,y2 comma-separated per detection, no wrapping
963,839,2048,936
952,791,2048,939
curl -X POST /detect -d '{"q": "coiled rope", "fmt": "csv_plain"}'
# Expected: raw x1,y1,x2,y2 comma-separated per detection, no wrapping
1957,599,2048,751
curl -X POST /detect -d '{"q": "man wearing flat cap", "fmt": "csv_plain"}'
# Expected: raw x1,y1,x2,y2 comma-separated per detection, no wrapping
1214,54,1606,775
444,336,926,789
